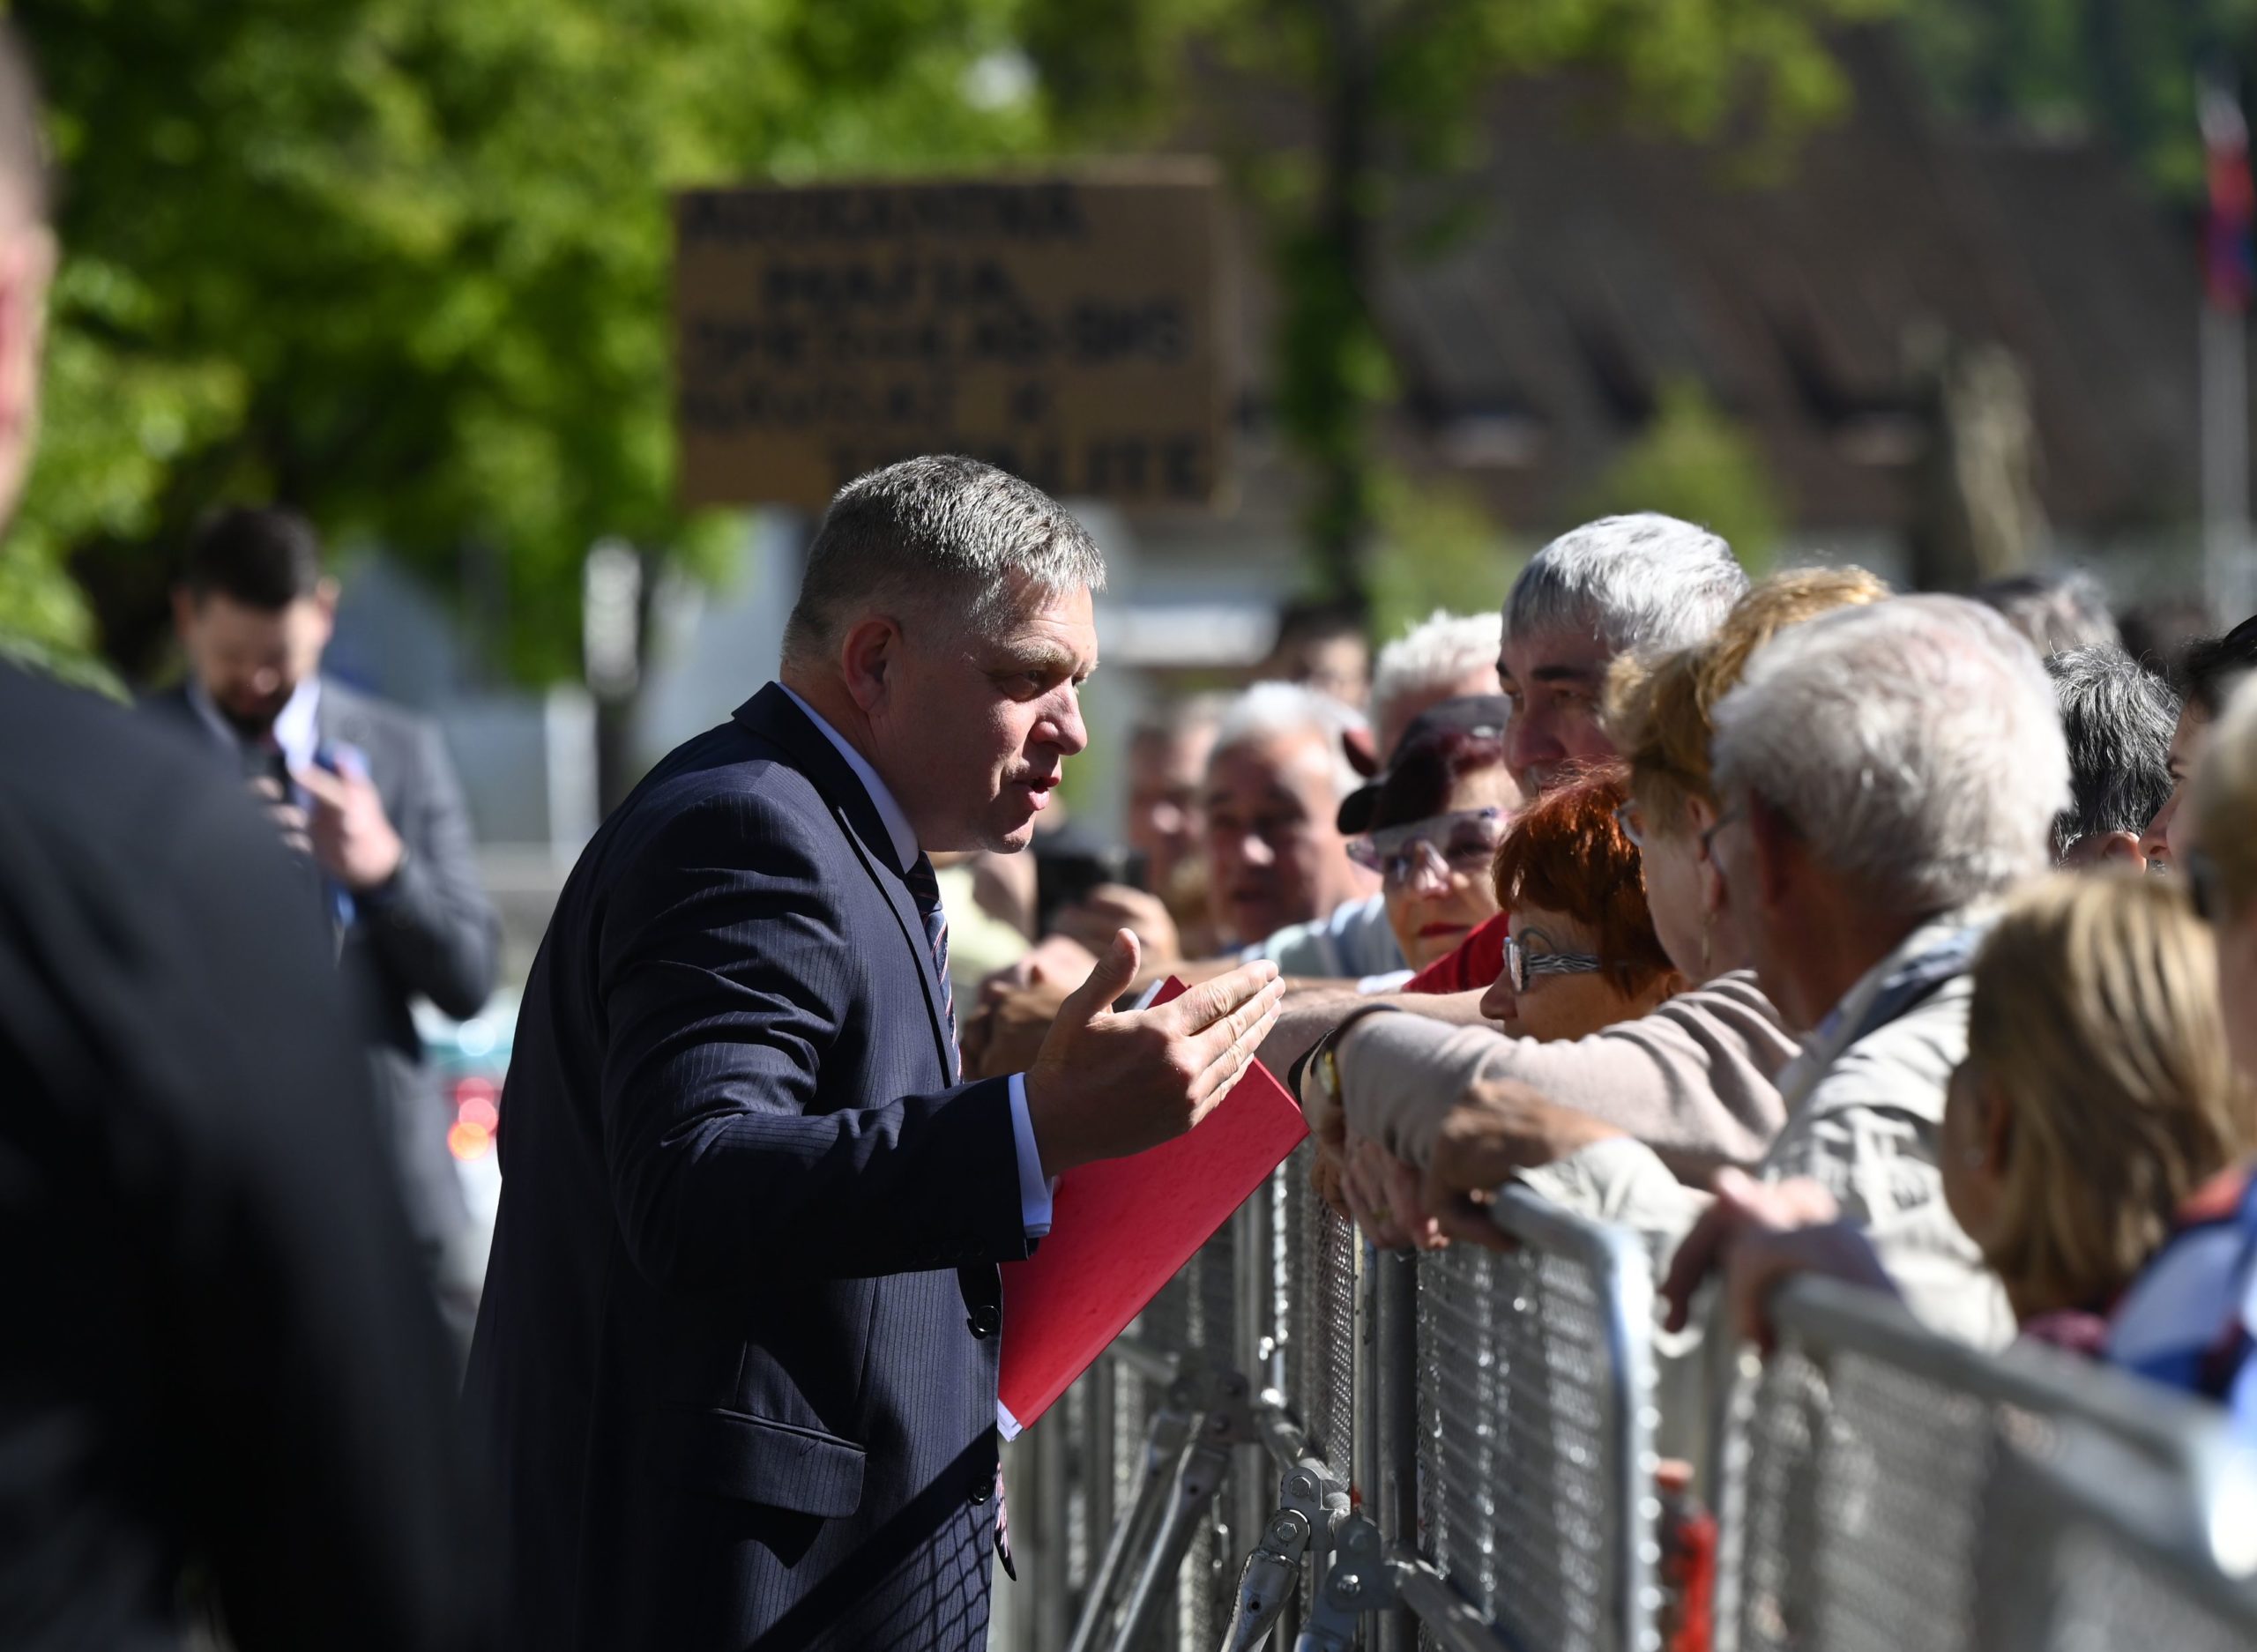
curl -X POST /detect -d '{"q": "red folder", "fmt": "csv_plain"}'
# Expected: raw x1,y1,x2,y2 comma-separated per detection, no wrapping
995,978,1309,1437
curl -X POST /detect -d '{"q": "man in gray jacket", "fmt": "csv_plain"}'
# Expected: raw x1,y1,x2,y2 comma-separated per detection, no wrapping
147,506,502,1326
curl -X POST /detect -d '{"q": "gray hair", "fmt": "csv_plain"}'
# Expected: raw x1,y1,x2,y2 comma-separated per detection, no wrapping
1210,681,1367,800
781,455,1106,666
1974,569,2120,657
1710,595,2070,912
1504,513,1748,658
2044,645,2179,858
1371,609,1503,729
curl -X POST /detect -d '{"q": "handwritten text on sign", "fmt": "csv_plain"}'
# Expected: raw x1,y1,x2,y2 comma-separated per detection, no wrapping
674,170,1226,510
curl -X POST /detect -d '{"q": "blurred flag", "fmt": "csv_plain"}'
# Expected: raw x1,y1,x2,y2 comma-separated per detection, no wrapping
2202,81,2255,313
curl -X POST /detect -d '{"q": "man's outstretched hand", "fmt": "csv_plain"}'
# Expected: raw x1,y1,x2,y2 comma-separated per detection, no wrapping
1023,931,1285,1179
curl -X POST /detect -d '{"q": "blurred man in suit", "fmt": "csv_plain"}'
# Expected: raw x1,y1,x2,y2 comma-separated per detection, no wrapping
466,456,1285,1651
0,24,493,1649
147,506,500,1327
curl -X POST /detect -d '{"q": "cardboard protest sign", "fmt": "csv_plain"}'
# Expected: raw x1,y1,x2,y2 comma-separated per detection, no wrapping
674,163,1228,510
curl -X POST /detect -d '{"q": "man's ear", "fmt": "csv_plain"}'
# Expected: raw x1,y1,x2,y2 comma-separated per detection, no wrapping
2086,830,2146,870
314,577,341,624
1745,791,1799,915
1685,795,1728,915
1982,1076,2015,1176
837,615,903,716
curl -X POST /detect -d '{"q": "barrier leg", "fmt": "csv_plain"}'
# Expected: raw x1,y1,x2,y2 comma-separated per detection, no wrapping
1218,1506,1310,1652
1109,1429,1234,1652
1068,1402,1195,1652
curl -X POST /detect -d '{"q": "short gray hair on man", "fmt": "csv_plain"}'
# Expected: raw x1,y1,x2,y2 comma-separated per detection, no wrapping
2044,645,2179,858
1711,595,2070,912
780,455,1106,666
1504,513,1748,658
1210,681,1367,801
1372,608,1503,725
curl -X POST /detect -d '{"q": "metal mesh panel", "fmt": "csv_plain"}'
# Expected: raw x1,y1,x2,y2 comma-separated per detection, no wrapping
1733,1342,2022,1652
1281,1142,1359,1470
1724,1290,2234,1652
2043,1518,2257,1652
1415,1237,1628,1652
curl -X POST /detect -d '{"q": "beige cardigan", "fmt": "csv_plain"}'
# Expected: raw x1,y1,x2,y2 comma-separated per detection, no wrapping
1337,970,1799,1184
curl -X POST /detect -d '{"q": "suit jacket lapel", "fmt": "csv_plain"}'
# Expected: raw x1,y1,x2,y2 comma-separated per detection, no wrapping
734,684,957,1083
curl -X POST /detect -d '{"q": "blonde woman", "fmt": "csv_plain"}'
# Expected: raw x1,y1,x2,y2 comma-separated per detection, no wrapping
1724,872,2255,1356
2098,673,2257,1414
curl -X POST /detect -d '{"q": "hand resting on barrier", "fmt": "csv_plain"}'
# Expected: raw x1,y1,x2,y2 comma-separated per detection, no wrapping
1660,1170,1868,1335
1418,1077,1626,1248
1337,1132,1441,1251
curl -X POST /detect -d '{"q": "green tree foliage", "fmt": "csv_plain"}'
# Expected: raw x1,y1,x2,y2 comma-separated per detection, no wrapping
5,0,1053,681
1898,0,2257,197
1582,378,1787,571
1365,472,1519,644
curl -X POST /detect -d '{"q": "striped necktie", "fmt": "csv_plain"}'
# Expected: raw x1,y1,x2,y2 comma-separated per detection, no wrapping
901,853,958,1081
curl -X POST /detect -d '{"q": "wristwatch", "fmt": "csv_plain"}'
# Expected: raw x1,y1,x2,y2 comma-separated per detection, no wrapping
1292,1003,1404,1112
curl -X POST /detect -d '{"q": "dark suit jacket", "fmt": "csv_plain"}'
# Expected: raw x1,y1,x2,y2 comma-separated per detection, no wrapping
0,663,493,1650
143,678,501,1246
463,684,1032,1652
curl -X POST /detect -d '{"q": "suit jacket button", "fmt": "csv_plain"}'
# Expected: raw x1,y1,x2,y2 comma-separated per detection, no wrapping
967,1472,993,1506
968,1304,1001,1339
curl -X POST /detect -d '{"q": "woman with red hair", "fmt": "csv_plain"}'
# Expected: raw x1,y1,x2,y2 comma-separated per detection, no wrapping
1477,769,1684,1039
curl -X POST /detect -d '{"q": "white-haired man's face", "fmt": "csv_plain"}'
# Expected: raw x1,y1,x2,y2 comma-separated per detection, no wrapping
1202,729,1371,947
1497,625,1618,794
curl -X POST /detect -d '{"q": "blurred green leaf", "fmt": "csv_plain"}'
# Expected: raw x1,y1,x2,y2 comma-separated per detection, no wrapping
6,0,1058,681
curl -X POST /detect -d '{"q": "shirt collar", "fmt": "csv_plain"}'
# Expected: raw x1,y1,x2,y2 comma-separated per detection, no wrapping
1776,904,1994,1109
778,683,920,871
187,674,322,771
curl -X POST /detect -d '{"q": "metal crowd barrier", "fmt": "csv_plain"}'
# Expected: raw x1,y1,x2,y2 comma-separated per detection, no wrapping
2003,1447,2257,1652
1002,1172,2257,1652
1406,1187,1660,1652
1712,1274,2256,1652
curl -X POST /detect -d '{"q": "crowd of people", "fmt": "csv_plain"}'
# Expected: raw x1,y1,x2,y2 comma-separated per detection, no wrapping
11,7,2257,1647
960,520,2257,1432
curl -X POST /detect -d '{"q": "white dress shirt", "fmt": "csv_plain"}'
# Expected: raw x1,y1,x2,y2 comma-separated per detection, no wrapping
189,674,321,770
779,685,1054,1239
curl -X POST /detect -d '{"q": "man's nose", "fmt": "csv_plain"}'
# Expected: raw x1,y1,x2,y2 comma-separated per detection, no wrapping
1045,687,1090,756
1237,832,1277,868
1504,707,1557,780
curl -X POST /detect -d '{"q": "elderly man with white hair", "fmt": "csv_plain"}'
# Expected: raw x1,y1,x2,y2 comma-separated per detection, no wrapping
1202,681,1395,976
1436,597,2067,1346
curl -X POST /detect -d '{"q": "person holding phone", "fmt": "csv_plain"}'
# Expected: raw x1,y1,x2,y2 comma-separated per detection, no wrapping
146,506,502,1336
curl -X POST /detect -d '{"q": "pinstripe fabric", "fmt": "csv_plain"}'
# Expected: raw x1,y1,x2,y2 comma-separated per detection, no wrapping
465,684,1030,1652
901,854,958,1083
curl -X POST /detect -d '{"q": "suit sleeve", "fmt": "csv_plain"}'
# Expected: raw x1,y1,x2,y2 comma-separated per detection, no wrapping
361,718,501,1019
140,783,496,1651
596,790,1031,1291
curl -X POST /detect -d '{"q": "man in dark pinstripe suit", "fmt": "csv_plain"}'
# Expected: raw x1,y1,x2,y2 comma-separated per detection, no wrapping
465,456,1283,1651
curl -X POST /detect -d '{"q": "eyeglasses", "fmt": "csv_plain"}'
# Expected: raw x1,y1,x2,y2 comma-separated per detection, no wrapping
1699,805,1743,858
1502,929,1605,994
1348,807,1507,889
1612,800,1646,849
